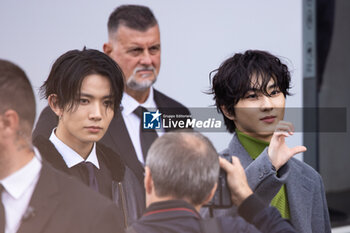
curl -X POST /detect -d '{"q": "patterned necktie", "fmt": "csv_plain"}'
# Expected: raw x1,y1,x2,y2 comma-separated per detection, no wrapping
133,106,159,162
83,162,99,192
0,184,6,233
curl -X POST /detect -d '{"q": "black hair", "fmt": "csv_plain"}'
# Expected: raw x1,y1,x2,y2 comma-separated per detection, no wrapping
40,48,124,112
107,5,157,34
211,50,291,133
0,59,36,135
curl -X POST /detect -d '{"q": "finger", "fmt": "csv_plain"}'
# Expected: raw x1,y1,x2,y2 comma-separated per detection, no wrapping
290,146,307,155
219,157,232,172
272,131,290,139
231,156,241,166
276,122,294,135
230,156,246,173
278,121,295,132
275,125,293,135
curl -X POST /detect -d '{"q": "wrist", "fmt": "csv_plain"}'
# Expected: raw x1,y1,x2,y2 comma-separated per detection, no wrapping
234,188,253,206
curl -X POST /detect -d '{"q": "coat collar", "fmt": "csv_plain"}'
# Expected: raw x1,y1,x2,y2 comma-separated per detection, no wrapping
144,200,200,220
104,110,145,184
225,133,255,168
33,135,125,182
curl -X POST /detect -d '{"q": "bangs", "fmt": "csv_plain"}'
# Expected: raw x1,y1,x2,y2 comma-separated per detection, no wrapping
247,72,280,97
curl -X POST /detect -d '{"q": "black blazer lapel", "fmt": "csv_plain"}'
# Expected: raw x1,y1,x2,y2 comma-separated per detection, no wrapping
153,89,192,132
102,110,145,184
17,163,60,233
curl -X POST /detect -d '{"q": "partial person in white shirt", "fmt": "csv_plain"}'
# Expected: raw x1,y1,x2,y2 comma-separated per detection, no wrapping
0,59,124,233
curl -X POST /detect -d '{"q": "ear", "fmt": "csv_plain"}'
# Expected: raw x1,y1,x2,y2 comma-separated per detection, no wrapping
48,94,63,118
0,109,20,134
144,166,154,195
203,183,218,205
103,42,112,55
221,105,235,121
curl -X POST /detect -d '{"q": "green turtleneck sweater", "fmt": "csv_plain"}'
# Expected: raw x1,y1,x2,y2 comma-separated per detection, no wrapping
236,130,291,219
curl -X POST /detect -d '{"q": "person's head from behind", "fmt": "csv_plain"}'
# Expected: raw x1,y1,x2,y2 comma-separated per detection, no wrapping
0,59,35,153
211,50,291,142
145,131,220,210
103,5,160,96
41,48,124,153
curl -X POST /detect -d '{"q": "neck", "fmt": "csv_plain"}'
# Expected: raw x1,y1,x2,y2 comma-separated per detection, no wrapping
236,130,270,159
125,87,150,104
236,130,272,143
0,140,35,179
146,194,174,208
146,194,201,211
55,128,93,160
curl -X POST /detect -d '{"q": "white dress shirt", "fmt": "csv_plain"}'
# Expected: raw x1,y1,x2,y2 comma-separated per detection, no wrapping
121,87,163,164
49,129,100,169
0,149,42,233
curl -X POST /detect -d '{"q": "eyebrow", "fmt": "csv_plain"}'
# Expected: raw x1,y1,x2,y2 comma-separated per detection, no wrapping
80,93,113,99
267,83,278,89
246,83,278,93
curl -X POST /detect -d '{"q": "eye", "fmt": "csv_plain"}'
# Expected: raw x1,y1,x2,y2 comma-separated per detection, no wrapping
128,48,143,56
245,93,258,99
270,89,281,96
149,45,160,55
79,98,89,105
103,100,114,108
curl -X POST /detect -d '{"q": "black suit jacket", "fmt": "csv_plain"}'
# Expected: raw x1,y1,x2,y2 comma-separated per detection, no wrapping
17,162,124,233
32,89,191,183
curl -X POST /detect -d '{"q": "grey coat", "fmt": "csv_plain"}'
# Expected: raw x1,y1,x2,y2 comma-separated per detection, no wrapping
201,133,331,233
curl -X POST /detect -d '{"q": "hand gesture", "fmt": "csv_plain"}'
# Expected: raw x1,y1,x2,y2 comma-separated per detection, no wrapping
268,121,307,171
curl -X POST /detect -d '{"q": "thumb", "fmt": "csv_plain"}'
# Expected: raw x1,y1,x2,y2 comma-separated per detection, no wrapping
290,146,307,156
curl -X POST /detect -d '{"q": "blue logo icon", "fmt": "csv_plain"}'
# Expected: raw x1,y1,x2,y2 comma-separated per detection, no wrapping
143,110,162,129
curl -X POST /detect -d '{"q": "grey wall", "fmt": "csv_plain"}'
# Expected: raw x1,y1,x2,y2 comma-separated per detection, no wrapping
0,0,303,153
319,0,350,192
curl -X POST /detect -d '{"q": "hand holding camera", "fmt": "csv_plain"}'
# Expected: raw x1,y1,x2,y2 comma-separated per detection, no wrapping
219,156,253,206
206,154,253,208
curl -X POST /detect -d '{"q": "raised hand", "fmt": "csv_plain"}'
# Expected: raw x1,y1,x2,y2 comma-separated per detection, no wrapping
268,121,307,170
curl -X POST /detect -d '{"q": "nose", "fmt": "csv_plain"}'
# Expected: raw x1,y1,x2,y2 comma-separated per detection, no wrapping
260,95,273,111
140,51,152,65
89,103,102,121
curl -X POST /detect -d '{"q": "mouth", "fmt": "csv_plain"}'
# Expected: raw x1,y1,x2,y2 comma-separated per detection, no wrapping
260,115,276,123
85,126,103,133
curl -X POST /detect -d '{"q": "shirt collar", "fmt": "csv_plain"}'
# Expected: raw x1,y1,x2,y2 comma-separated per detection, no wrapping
49,128,100,169
121,87,157,115
0,149,42,200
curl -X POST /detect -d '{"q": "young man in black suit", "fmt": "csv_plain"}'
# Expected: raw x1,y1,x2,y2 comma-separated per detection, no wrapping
32,5,191,184
33,49,145,227
0,59,124,233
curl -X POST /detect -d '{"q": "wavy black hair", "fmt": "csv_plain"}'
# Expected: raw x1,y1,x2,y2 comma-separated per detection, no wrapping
210,50,291,133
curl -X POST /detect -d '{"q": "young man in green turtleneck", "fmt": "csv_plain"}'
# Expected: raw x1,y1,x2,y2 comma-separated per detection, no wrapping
209,50,331,233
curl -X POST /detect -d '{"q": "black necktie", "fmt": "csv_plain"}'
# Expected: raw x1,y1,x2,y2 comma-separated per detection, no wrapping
83,162,99,192
0,184,5,233
133,106,159,162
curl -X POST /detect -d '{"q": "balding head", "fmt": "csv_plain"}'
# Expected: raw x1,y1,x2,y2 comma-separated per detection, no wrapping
146,131,220,205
